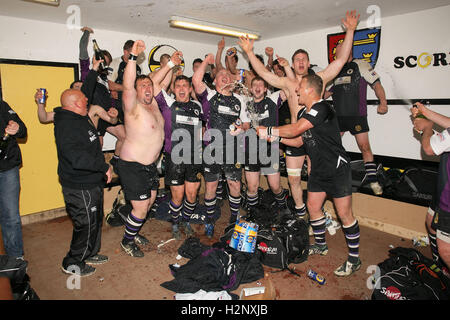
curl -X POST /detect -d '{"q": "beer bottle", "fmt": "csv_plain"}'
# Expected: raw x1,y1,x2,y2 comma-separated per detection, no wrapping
92,39,106,70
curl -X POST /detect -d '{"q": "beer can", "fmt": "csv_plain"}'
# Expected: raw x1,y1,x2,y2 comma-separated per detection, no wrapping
39,88,47,104
307,269,326,285
227,47,237,56
239,69,245,83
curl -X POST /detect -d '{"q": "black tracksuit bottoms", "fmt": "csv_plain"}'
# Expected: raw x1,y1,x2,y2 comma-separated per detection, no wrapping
61,185,104,268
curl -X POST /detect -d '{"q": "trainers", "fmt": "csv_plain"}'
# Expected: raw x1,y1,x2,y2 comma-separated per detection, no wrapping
85,254,109,265
134,234,150,246
120,241,144,258
334,259,362,277
181,222,195,237
205,223,215,238
61,264,96,277
308,243,329,256
370,181,383,195
172,224,181,240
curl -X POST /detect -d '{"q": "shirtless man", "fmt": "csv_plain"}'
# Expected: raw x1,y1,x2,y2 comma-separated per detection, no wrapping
116,40,165,257
238,11,359,220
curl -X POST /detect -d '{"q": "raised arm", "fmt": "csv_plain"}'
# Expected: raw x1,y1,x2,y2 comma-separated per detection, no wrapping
151,51,182,96
192,53,215,95
215,37,225,72
122,40,145,111
34,89,54,123
317,10,359,86
238,35,291,91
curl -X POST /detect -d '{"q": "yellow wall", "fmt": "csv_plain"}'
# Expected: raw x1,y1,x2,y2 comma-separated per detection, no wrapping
0,62,76,216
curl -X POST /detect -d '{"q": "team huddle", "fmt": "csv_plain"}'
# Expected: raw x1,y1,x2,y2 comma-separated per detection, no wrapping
16,9,448,281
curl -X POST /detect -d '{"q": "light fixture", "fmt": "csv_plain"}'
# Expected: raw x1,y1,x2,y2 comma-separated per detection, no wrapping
169,16,260,40
22,0,60,6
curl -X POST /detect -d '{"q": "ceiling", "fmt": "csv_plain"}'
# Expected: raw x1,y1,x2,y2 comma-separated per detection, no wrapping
1,0,450,43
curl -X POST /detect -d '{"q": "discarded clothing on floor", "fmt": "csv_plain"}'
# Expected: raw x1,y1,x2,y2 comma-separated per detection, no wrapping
160,238,264,294
371,247,450,300
174,289,233,300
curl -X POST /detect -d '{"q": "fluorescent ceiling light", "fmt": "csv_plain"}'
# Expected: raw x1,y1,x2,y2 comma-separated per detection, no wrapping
22,0,60,6
169,16,260,40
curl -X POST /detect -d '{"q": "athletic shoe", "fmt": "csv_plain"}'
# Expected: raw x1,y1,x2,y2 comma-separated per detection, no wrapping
120,241,144,258
61,264,96,277
205,223,215,238
181,222,195,237
134,234,150,246
370,181,383,195
85,254,109,265
308,243,329,256
334,259,362,277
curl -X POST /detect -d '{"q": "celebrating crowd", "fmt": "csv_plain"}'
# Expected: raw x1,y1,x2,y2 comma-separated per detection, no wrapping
0,10,449,284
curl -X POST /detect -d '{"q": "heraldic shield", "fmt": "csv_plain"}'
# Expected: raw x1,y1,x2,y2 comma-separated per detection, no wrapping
327,27,381,68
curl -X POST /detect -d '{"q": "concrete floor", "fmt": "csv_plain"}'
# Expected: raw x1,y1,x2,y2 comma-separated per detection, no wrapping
17,200,432,301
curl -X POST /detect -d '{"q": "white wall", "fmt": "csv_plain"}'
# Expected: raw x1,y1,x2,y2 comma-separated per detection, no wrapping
0,14,219,150
0,15,218,76
251,6,450,161
1,7,449,160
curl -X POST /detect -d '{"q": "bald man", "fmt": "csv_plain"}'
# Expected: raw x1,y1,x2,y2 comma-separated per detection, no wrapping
54,89,112,277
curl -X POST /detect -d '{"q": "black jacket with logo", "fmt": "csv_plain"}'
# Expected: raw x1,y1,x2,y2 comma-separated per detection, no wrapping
0,100,27,172
53,107,109,189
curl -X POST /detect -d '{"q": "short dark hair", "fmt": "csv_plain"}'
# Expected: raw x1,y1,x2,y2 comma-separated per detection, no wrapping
134,74,153,88
101,50,112,64
303,74,323,96
192,58,203,66
251,75,268,88
123,40,134,51
70,80,82,89
291,49,310,62
174,75,192,86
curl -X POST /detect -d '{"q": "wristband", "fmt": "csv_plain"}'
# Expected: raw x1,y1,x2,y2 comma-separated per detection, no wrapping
167,60,175,69
129,54,138,61
267,126,272,136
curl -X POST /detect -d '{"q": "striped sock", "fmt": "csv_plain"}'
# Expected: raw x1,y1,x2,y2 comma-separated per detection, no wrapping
274,189,287,208
182,199,197,222
229,194,241,220
246,192,259,211
310,215,327,246
343,220,361,264
169,200,183,225
295,204,307,218
428,231,440,262
205,197,217,223
122,211,145,244
216,181,224,200
364,162,377,183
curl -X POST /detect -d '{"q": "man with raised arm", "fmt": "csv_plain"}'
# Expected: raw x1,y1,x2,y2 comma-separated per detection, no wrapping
115,40,165,258
152,50,204,240
192,54,250,238
239,11,362,277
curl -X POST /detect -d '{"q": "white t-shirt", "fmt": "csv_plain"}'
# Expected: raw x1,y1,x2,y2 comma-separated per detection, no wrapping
430,128,450,156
